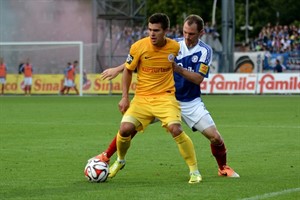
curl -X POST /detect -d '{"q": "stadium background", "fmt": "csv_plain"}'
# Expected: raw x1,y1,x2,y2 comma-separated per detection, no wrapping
0,0,299,95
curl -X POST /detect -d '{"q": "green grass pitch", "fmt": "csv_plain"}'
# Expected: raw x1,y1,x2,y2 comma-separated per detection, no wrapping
0,95,299,200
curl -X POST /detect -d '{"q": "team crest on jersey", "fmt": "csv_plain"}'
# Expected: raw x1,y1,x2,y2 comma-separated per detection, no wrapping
126,54,133,64
199,63,209,75
168,54,175,62
192,55,198,63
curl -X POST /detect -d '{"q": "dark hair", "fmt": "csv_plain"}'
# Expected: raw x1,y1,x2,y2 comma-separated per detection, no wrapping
184,14,204,32
148,13,170,30
74,60,78,64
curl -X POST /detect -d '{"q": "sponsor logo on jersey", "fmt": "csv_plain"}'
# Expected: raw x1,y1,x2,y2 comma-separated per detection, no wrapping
141,66,171,73
126,54,133,64
199,63,209,75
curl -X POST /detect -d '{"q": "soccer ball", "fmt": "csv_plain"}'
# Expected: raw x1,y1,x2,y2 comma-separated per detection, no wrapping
84,159,109,183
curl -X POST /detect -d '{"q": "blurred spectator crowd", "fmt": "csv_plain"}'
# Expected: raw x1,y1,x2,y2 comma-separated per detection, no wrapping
117,22,220,48
253,23,300,53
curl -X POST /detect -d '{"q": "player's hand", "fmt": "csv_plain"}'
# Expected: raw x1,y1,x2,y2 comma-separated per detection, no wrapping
118,97,130,114
172,62,182,73
101,68,119,80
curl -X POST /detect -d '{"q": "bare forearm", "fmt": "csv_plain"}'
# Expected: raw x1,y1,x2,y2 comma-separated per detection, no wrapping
101,63,125,80
121,68,132,99
173,62,204,85
115,64,125,73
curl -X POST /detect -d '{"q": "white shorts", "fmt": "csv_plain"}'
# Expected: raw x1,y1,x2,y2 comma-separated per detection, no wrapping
180,97,215,132
64,78,68,86
0,78,6,84
24,77,32,86
66,79,75,87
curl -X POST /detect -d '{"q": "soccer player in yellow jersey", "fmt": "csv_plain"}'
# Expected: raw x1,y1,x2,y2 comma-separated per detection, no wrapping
111,13,201,184
91,14,240,181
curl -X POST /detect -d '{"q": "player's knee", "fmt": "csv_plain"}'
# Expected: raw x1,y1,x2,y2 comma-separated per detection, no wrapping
204,128,223,144
120,122,136,137
210,132,223,144
168,124,183,137
210,136,222,144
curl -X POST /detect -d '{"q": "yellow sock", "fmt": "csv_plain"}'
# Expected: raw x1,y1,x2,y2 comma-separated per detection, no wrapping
116,131,131,160
174,132,198,173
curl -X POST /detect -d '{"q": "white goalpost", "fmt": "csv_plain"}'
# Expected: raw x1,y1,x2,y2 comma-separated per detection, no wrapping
0,41,84,96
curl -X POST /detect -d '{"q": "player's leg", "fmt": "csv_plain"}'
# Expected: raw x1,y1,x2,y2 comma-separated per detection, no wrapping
169,123,202,184
93,118,160,172
23,78,27,95
159,96,201,183
100,117,158,162
65,79,72,94
24,84,28,95
74,85,79,95
28,78,32,95
108,121,136,178
180,98,239,177
193,115,239,177
28,85,31,95
92,130,138,164
109,97,153,178
60,78,67,94
60,86,66,94
1,83,4,94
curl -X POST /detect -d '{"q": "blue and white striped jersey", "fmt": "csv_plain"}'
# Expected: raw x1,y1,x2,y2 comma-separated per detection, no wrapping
174,38,212,102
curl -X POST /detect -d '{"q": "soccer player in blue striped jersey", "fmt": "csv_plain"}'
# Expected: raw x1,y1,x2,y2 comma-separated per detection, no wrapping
93,14,239,178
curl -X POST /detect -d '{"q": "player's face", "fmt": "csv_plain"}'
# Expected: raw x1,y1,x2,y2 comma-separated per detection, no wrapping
183,22,203,48
148,23,167,47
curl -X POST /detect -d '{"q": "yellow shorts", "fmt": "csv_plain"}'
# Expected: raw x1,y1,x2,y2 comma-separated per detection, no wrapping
122,95,182,132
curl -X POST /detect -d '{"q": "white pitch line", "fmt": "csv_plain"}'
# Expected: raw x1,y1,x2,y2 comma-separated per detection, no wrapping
239,188,300,200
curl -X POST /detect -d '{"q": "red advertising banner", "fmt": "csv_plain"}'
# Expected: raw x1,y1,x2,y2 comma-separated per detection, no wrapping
200,73,299,94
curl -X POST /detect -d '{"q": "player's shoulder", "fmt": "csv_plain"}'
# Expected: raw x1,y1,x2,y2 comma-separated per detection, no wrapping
132,37,149,47
167,37,179,44
198,40,213,52
166,38,180,50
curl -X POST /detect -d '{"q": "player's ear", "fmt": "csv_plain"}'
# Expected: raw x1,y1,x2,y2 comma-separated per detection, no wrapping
199,29,205,37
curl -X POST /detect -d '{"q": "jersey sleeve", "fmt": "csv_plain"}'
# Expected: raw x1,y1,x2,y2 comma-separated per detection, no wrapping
198,63,209,77
125,42,141,71
197,46,213,78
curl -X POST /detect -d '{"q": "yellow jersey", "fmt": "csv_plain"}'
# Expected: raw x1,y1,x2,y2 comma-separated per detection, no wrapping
125,37,179,97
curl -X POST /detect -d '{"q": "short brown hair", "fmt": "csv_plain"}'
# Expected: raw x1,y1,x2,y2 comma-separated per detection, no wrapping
148,13,170,30
184,14,204,32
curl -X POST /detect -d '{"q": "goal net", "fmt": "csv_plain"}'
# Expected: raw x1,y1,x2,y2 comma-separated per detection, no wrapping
0,41,133,96
0,41,86,95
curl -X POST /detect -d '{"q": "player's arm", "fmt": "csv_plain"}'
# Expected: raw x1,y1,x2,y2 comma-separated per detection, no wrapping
172,62,204,85
101,64,125,80
118,67,132,114
19,64,25,74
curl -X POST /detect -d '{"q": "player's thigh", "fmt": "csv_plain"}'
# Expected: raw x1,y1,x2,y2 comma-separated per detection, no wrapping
66,79,73,87
24,77,32,85
152,96,181,127
123,97,154,131
180,97,209,129
194,113,216,133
